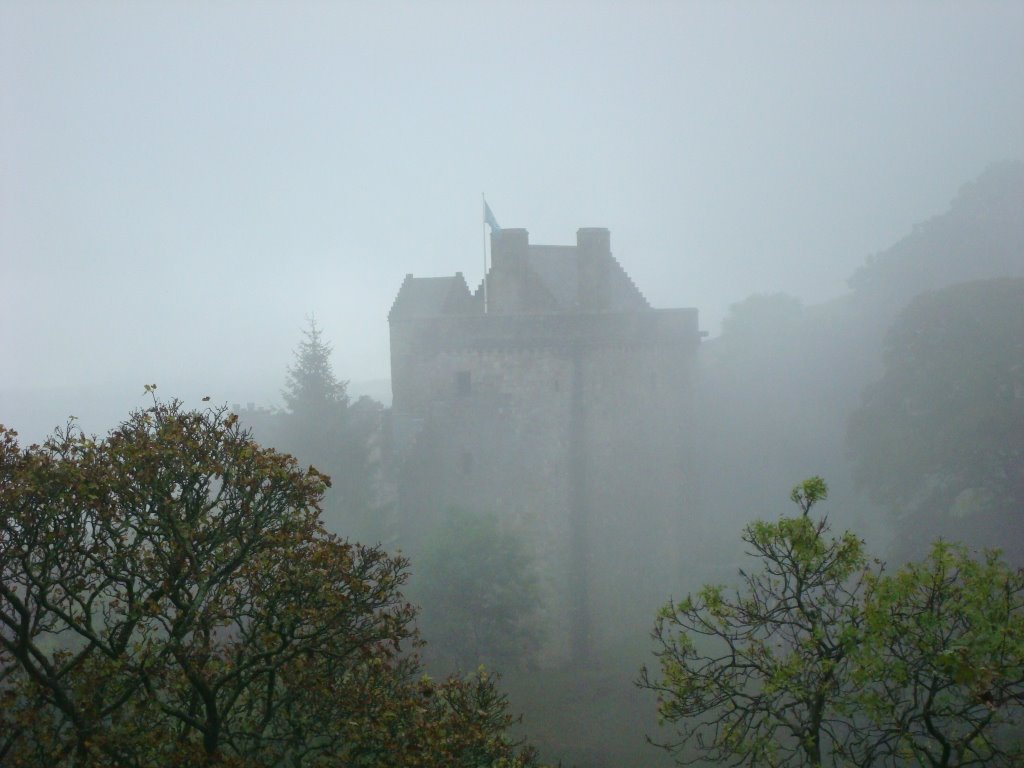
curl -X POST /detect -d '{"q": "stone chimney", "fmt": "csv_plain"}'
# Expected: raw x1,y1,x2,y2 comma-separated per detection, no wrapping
488,228,529,314
576,227,611,311
491,228,529,272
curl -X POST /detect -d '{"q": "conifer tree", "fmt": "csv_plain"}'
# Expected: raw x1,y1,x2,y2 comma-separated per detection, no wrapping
283,316,349,417
277,318,382,543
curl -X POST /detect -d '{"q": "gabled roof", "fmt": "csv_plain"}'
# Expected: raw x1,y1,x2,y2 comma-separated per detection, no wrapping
517,245,650,313
526,246,580,309
390,228,654,321
388,273,480,320
602,251,652,311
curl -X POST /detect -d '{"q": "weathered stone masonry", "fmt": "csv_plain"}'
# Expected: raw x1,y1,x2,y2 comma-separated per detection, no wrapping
389,227,701,663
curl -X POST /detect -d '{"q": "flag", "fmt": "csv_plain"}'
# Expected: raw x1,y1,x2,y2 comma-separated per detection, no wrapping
483,200,501,232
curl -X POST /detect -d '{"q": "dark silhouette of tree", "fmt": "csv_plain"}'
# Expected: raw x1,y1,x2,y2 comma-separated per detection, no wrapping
282,316,349,417
412,507,542,671
848,161,1024,307
0,397,539,767
271,318,383,543
847,277,1024,562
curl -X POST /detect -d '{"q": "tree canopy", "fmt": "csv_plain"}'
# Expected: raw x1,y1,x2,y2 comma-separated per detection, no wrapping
847,161,1024,307
640,478,1024,767
242,319,384,544
0,397,538,767
639,479,869,767
852,541,1024,767
847,277,1024,561
411,507,542,671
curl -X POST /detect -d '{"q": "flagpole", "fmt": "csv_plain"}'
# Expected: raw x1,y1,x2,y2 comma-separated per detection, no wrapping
481,193,489,314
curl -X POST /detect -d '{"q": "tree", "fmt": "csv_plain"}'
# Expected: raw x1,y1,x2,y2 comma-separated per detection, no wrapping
847,277,1024,562
639,478,869,767
640,478,1024,767
283,316,350,417
850,542,1024,768
243,317,384,543
412,508,542,671
0,397,538,767
847,161,1024,308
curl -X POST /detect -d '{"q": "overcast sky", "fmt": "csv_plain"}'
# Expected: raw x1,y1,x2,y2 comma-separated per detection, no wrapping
3,1,1023,436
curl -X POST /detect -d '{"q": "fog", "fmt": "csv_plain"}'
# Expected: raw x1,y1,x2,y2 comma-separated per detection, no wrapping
4,1,1022,441
3,3,1024,766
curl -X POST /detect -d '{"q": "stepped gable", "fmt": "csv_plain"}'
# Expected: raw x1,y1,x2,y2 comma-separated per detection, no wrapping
388,272,480,320
386,224,700,668
488,227,650,314
606,253,650,308
520,241,647,311
392,228,653,320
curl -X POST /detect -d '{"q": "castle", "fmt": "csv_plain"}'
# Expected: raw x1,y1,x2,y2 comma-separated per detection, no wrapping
388,227,701,662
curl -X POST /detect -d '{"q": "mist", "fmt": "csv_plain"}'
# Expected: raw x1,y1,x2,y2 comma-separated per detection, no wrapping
3,3,1024,767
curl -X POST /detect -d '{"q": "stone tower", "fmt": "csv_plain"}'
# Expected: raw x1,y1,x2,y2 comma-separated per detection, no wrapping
388,227,701,664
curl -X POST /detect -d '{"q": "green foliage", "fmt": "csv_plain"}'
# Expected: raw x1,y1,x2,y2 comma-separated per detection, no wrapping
790,476,829,515
847,277,1024,560
412,508,542,671
639,478,869,767
850,541,1024,767
641,478,1024,767
0,401,539,767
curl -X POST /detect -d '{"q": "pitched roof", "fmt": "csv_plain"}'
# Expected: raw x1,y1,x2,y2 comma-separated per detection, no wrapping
388,273,480,320
389,229,653,320
603,251,652,311
526,246,579,309
520,245,650,312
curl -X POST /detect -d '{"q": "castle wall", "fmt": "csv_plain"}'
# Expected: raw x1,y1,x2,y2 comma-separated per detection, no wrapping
578,342,698,644
390,308,699,663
